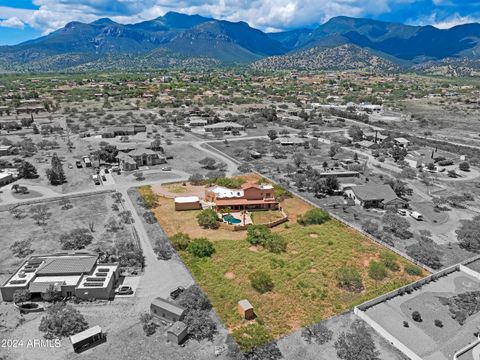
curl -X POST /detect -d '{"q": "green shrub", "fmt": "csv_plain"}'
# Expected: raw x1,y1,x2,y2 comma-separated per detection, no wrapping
170,232,191,251
187,238,215,258
232,323,273,352
249,270,274,293
247,225,287,253
368,261,387,280
247,225,271,245
298,208,330,226
336,267,363,291
379,251,400,271
404,263,423,276
412,311,422,322
263,233,287,254
196,209,219,229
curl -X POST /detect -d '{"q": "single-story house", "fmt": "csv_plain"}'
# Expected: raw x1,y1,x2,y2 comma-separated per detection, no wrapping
102,124,146,138
394,137,410,148
167,321,188,344
0,145,14,156
0,172,13,187
364,131,388,144
150,297,186,323
204,122,245,133
188,118,208,127
344,184,407,210
0,253,119,302
319,171,360,178
174,196,202,211
278,137,305,146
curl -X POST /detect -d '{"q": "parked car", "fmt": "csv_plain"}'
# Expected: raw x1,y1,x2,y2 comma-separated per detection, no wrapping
410,211,423,221
397,209,410,216
104,168,109,174
68,164,73,169
161,167,172,171
101,175,107,182
75,160,82,168
92,175,100,185
115,286,133,295
170,286,185,299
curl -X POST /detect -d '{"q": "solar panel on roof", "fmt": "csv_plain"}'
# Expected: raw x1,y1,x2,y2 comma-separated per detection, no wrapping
85,277,104,282
9,280,26,284
95,273,107,277
97,268,110,272
84,283,104,287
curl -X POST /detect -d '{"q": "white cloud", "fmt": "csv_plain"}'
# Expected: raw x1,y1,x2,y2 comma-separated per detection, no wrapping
411,12,480,29
2,0,476,35
0,17,25,29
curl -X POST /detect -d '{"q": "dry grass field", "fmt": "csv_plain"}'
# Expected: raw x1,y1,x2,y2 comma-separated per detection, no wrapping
143,179,426,351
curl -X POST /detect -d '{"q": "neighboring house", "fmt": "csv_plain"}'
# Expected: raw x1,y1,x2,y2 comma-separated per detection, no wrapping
101,124,146,138
344,185,407,210
116,147,166,171
356,140,376,149
204,122,245,132
0,172,13,187
166,321,188,344
394,137,410,148
0,252,119,302
318,171,360,178
150,297,186,323
364,131,388,144
278,137,305,146
205,182,279,211
174,196,202,211
127,147,166,167
187,118,208,127
0,145,14,156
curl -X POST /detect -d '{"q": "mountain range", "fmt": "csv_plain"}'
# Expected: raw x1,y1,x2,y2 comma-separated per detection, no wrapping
1,11,480,72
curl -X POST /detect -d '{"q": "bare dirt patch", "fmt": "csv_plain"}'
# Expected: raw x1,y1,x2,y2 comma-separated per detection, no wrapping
224,272,236,279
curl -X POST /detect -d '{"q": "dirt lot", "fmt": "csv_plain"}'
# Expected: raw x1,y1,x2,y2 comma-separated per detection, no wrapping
365,269,480,360
0,192,132,281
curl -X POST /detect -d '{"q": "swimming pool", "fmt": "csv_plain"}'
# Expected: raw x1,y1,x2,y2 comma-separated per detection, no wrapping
223,215,241,224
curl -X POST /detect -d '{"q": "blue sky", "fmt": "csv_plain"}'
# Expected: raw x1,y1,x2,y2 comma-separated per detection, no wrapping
0,0,479,45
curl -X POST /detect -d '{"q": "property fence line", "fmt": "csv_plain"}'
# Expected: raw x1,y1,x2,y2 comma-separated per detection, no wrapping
253,171,435,273
355,309,424,360
0,189,116,212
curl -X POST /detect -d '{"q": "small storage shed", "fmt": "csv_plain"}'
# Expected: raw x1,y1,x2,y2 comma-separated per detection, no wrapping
70,325,105,353
167,321,188,344
174,196,202,211
150,297,186,323
237,299,255,320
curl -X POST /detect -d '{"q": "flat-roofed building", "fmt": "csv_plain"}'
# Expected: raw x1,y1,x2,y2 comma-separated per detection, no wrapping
204,122,245,133
0,252,119,302
174,196,202,211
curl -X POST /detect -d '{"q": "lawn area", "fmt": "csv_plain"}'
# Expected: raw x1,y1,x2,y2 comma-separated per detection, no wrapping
143,182,427,351
251,210,285,224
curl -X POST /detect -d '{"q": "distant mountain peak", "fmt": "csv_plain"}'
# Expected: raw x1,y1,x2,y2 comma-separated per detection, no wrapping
91,18,116,25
